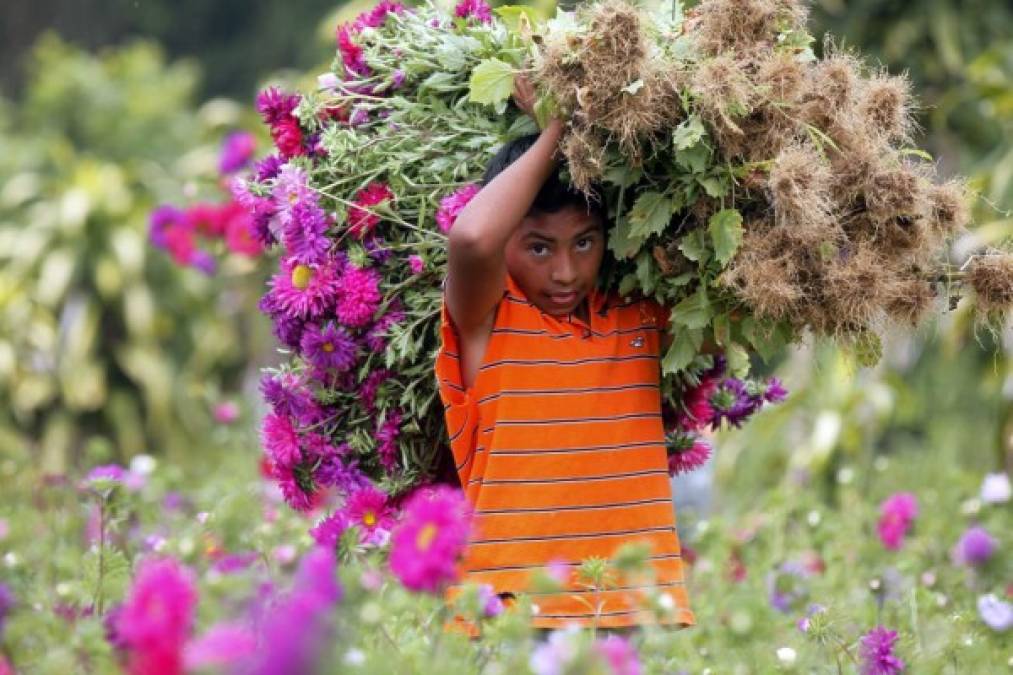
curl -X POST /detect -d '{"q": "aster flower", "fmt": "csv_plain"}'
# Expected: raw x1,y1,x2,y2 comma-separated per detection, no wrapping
665,432,712,476
389,485,472,593
266,256,342,321
952,526,996,567
796,603,826,632
677,376,718,431
259,373,324,426
116,557,197,675
976,593,1013,632
262,413,302,468
877,492,918,550
454,0,493,23
301,322,357,374
476,584,505,618
858,625,905,675
282,200,331,265
376,409,403,473
354,0,407,29
256,87,300,126
348,182,394,239
229,177,278,247
361,368,393,412
272,117,305,159
344,484,397,545
365,307,405,353
593,634,642,675
336,264,382,327
184,202,226,237
337,25,368,77
219,131,256,174
363,234,394,264
0,583,14,638
222,202,263,257
436,184,480,233
763,377,788,403
349,107,370,126
408,254,425,275
311,511,352,548
254,154,284,182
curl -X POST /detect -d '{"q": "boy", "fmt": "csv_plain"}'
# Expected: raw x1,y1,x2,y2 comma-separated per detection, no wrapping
436,85,695,639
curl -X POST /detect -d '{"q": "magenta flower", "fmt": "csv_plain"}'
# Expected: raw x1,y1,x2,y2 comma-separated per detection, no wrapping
337,25,367,77
301,322,357,374
311,511,352,548
261,413,301,468
184,622,256,671
376,409,402,473
336,264,382,327
476,584,505,618
953,526,996,567
389,485,472,593
361,368,393,412
877,492,918,550
858,625,905,675
436,184,480,233
454,0,493,23
348,182,394,239
354,0,407,29
219,131,256,174
265,256,342,321
115,557,197,675
256,87,300,126
408,254,425,275
365,307,406,352
344,484,396,545
593,634,642,675
254,155,284,181
213,401,240,424
666,435,712,476
0,583,14,639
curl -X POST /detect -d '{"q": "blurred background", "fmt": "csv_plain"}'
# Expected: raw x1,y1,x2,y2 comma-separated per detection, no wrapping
0,1,1009,670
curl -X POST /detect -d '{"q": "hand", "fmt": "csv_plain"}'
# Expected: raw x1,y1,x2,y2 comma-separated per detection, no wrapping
512,73,537,119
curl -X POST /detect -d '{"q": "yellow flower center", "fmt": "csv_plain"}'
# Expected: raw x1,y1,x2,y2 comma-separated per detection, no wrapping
416,523,438,551
322,342,334,353
363,511,376,527
291,264,312,290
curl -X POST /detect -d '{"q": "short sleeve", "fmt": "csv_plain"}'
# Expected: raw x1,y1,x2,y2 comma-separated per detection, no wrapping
434,290,479,484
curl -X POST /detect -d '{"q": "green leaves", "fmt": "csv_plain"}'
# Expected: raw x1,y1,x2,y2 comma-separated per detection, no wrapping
628,191,673,240
468,58,515,106
708,208,743,267
672,115,706,151
662,326,703,374
671,284,712,330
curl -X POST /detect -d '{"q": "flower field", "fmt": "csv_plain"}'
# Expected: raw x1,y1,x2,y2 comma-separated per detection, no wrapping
0,0,1010,672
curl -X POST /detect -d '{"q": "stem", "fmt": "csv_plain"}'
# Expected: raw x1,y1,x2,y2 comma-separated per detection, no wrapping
93,496,107,615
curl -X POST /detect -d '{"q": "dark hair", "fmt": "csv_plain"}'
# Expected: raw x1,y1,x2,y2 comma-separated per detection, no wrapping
481,133,608,227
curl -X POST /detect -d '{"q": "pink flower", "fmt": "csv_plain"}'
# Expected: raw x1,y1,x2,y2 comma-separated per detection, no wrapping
184,622,255,671
877,492,918,551
220,201,263,257
376,409,402,473
454,0,493,23
361,368,393,412
389,485,472,593
348,182,394,239
311,512,352,548
213,401,239,424
477,584,505,618
667,437,712,476
436,184,480,233
409,254,425,275
336,25,367,76
266,256,342,321
344,485,396,545
116,557,197,675
336,264,382,327
594,635,642,675
272,117,305,159
679,376,719,431
219,131,256,174
261,413,301,468
858,625,905,674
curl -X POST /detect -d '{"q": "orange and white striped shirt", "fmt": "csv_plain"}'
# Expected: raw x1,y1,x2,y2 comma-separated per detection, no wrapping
435,271,695,635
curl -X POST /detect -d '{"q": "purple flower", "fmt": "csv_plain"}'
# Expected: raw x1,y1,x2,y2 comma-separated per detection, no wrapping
0,583,14,638
376,409,402,473
408,255,425,275
476,584,505,618
766,560,811,613
212,552,259,575
349,107,370,126
301,322,357,373
254,155,285,181
219,131,256,174
796,603,826,633
593,634,642,675
86,464,126,484
311,512,352,548
365,307,405,353
184,622,256,671
763,377,788,403
858,626,905,675
391,70,406,89
977,593,1013,632
264,256,342,321
953,526,996,567
282,200,331,265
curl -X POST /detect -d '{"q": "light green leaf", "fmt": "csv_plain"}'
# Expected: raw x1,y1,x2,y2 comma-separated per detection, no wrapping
672,285,711,330
494,5,541,33
628,191,672,240
662,327,703,374
672,115,705,150
678,229,708,263
675,143,710,174
698,175,728,198
712,313,731,346
741,317,788,362
725,342,750,377
708,208,743,266
468,59,515,106
608,216,641,259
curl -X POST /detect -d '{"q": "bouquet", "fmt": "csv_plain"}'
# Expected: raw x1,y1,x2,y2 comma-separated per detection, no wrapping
232,0,1013,512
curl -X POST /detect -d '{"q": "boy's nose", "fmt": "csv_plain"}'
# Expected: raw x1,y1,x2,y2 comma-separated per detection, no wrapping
551,255,578,286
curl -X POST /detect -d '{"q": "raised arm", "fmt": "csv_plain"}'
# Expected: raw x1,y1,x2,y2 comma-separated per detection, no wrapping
445,116,563,335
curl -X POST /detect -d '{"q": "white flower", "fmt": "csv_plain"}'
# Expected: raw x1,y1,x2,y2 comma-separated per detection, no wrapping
129,454,157,475
776,646,797,666
318,73,341,91
658,592,675,611
980,472,1011,504
343,648,366,666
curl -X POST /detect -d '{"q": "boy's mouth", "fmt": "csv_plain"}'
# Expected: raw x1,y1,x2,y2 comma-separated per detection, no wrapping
545,290,580,307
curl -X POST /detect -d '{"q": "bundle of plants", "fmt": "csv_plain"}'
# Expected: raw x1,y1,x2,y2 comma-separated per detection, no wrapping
233,0,1012,511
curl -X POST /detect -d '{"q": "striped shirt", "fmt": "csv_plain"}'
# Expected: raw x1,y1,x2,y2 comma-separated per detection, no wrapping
436,272,695,636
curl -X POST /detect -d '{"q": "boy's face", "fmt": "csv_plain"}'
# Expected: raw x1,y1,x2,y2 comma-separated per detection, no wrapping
505,205,606,317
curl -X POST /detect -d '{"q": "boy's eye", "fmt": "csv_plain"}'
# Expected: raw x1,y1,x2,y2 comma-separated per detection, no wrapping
576,237,593,250
530,244,549,256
